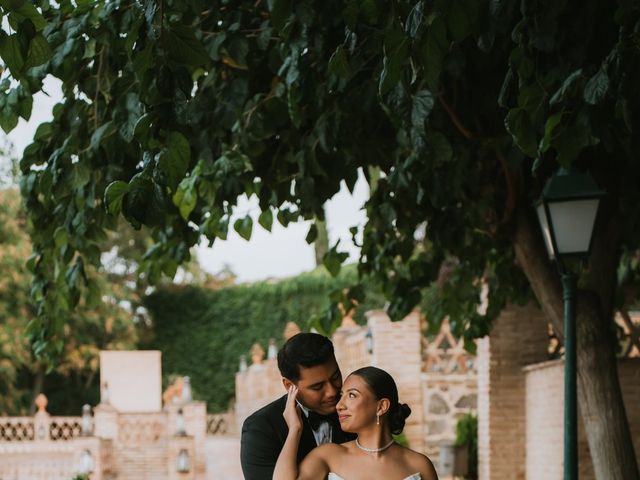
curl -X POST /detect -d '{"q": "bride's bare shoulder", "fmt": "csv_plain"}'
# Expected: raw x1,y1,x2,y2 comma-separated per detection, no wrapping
314,441,351,457
399,447,438,480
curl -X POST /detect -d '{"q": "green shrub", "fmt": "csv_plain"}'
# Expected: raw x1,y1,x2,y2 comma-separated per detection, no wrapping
454,413,478,479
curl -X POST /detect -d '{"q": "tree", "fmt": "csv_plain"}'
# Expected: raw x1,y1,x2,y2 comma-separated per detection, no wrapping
0,187,139,414
1,0,639,476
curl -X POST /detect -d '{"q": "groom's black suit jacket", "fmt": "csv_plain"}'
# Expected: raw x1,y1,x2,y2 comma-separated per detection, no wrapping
240,394,356,480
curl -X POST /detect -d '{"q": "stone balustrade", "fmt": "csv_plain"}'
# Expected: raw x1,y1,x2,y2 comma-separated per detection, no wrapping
0,381,206,480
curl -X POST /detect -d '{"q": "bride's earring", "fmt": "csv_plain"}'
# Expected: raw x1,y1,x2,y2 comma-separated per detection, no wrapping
376,414,380,425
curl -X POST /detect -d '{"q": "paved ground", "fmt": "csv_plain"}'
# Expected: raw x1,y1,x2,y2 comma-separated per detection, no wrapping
206,436,243,479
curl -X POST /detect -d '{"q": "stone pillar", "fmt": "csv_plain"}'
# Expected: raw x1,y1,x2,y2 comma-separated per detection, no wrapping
332,321,371,377
33,394,51,443
476,303,550,480
94,403,119,440
368,310,424,452
167,434,196,480
235,355,282,431
182,401,207,479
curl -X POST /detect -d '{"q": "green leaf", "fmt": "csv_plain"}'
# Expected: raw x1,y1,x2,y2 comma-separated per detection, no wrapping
133,113,153,141
267,0,293,31
0,0,27,10
406,1,425,38
505,108,537,158
18,93,32,120
24,33,52,68
323,244,349,277
0,32,25,76
258,208,273,231
33,122,52,141
0,110,18,133
104,181,129,215
173,165,200,221
288,85,302,128
553,110,598,166
90,121,115,151
539,112,564,153
328,45,350,78
549,69,582,105
53,227,68,248
71,164,91,189
419,17,446,91
411,90,434,130
9,1,47,31
379,29,409,96
124,173,154,227
166,25,211,68
583,69,609,105
234,215,253,241
159,131,190,190
132,42,154,78
306,223,318,243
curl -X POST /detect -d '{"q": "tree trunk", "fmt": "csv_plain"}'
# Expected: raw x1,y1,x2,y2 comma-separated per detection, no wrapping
314,210,329,267
513,207,639,479
28,368,45,416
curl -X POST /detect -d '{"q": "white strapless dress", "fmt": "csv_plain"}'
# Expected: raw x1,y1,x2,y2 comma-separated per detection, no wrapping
328,473,421,480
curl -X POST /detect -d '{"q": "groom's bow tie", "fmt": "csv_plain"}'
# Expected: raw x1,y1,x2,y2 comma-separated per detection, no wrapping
307,411,338,430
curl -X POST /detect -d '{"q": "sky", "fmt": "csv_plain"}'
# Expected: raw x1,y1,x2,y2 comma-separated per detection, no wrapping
2,76,368,283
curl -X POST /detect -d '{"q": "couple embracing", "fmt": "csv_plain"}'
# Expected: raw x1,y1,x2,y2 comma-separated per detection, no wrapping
240,332,438,480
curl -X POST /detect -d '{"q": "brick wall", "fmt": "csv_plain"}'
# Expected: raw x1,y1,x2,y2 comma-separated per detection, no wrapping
525,358,640,479
368,310,425,452
476,304,550,480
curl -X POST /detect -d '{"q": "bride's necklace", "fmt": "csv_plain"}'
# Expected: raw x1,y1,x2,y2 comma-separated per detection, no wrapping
355,438,395,453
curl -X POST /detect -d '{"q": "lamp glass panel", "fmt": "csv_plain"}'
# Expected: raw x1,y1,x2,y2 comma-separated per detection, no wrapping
536,203,555,258
548,199,599,255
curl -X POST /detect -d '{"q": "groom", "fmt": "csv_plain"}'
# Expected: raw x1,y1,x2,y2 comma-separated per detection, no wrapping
240,332,356,479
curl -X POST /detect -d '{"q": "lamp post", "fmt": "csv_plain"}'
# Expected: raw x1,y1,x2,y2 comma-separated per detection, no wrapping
535,168,604,480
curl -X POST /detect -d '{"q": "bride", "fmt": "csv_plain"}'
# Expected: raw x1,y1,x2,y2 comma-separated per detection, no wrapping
273,366,439,480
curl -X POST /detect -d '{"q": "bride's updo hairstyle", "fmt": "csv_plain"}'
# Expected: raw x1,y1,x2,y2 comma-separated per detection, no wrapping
350,366,411,435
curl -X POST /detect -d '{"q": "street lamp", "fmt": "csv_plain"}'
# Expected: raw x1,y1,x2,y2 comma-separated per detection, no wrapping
535,168,604,480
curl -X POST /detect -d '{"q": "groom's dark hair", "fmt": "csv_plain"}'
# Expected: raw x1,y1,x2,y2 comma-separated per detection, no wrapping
277,333,335,382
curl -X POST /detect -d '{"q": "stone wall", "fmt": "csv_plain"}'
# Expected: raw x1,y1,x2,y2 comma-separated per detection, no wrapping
525,358,640,479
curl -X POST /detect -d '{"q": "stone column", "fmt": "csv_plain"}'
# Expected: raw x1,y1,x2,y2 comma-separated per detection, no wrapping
94,403,119,440
368,310,424,452
182,401,207,479
476,303,550,480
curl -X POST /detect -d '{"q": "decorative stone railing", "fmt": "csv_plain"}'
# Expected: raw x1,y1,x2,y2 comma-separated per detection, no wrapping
206,413,235,436
0,417,35,442
49,416,83,441
0,416,83,443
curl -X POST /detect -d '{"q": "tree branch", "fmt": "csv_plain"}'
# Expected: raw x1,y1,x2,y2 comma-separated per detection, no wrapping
437,92,476,140
512,205,564,337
